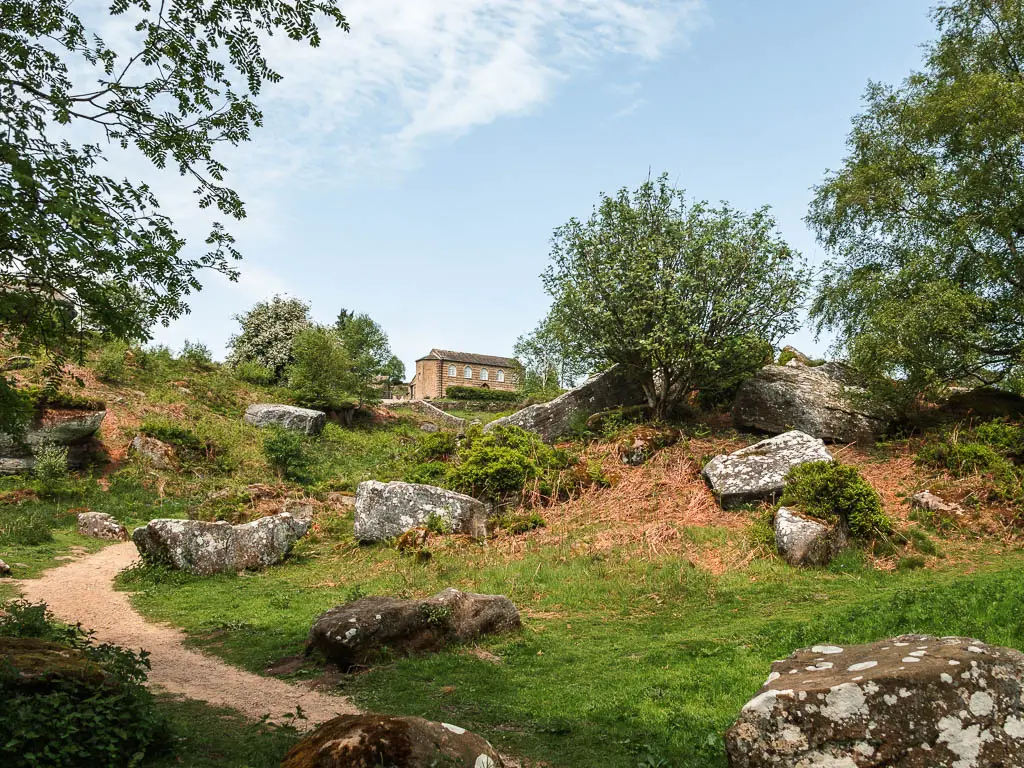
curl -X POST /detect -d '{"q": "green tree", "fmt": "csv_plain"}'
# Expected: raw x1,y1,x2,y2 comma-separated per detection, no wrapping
0,0,347,430
514,316,585,393
286,325,356,412
335,310,393,403
541,175,805,419
227,296,310,380
383,355,406,384
809,0,1024,401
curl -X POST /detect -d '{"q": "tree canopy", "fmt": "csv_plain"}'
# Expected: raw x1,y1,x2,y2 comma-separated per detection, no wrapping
540,174,806,418
226,296,311,379
809,0,1024,399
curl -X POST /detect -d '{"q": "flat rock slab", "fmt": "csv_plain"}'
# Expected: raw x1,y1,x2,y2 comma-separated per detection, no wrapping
703,431,832,510
726,634,1024,768
281,714,504,768
77,511,129,541
485,364,646,443
243,404,326,435
307,588,521,669
132,513,310,575
774,507,847,567
733,363,888,443
354,481,488,542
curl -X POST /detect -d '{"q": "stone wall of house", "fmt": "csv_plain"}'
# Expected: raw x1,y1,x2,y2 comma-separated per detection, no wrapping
413,358,519,399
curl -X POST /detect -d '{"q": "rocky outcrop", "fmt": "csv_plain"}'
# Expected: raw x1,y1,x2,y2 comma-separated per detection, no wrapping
726,634,1024,767
733,363,888,443
0,410,105,475
281,714,504,768
1,636,114,693
408,400,467,432
702,431,832,510
243,404,326,436
77,511,129,541
616,425,681,466
354,481,488,542
130,435,175,469
307,588,520,669
132,513,310,575
774,507,847,567
485,365,646,443
912,490,966,519
3,355,32,371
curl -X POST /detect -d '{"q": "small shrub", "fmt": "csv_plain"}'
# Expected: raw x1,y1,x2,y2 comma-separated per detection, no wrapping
917,441,1011,477
973,419,1024,459
32,442,68,484
780,461,891,539
421,603,453,626
233,361,275,386
404,461,449,486
748,508,777,555
416,432,458,461
20,386,105,415
139,418,207,454
449,444,535,500
93,341,130,383
443,386,521,403
897,555,927,571
180,339,214,370
424,514,453,535
908,528,942,557
262,427,312,482
494,509,546,534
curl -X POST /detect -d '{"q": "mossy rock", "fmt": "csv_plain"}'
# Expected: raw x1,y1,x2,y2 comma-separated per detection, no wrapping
0,637,113,692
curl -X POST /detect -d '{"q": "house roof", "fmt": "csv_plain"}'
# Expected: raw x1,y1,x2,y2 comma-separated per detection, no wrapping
417,349,518,368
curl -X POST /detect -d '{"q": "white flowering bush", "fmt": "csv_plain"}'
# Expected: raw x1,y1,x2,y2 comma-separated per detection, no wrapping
226,296,310,380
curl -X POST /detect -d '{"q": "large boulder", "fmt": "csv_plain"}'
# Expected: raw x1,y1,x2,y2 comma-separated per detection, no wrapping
774,507,847,567
281,714,504,768
0,410,105,475
408,400,467,432
726,634,1024,767
307,588,521,669
1,637,114,693
77,511,129,541
485,365,646,443
354,481,488,542
702,431,832,510
132,513,310,575
243,404,326,435
733,363,888,443
130,435,175,469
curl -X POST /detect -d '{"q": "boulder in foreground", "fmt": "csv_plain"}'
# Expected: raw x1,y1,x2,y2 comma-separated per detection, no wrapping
733,363,888,443
307,588,520,669
132,513,309,575
485,365,646,443
354,481,488,542
242,404,326,435
774,507,847,567
702,431,831,510
726,634,1024,767
281,713,504,768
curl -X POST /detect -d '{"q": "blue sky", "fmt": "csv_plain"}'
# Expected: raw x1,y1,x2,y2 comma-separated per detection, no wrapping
148,0,937,379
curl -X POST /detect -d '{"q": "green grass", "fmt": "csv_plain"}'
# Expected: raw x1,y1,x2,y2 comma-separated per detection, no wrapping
113,506,1024,768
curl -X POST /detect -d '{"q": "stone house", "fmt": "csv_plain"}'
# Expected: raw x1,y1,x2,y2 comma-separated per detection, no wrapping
410,349,519,400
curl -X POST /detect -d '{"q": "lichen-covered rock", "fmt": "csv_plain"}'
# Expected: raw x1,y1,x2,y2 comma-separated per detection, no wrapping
0,410,105,475
486,365,646,443
307,588,521,669
354,481,488,542
3,355,32,371
281,713,504,768
616,425,682,466
726,635,1024,768
242,404,326,435
408,400,467,431
0,559,10,576
130,435,175,469
132,513,310,575
703,431,832,510
77,511,129,541
0,637,114,693
733,364,888,443
774,507,847,567
420,421,440,433
912,491,966,518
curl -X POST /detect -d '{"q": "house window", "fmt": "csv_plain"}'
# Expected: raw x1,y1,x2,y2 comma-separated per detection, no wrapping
496,370,505,383
464,366,472,379
448,365,457,377
480,369,489,381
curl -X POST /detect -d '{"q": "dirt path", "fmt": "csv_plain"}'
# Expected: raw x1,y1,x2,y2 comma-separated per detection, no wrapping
17,542,357,728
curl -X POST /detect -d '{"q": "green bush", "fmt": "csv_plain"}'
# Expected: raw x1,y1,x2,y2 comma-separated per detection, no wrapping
32,443,68,485
780,461,891,539
93,341,130,383
973,419,1024,459
286,325,357,411
917,441,1012,478
415,432,458,462
443,386,521,403
0,600,170,768
494,509,546,534
262,426,311,482
233,361,275,386
139,418,207,454
19,386,105,415
450,444,535,500
404,461,449,486
180,339,214,370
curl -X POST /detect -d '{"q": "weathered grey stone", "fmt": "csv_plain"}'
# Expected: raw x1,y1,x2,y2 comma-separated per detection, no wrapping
132,513,310,575
281,713,505,768
616,425,681,466
733,364,887,443
307,588,520,669
0,411,106,457
420,421,440,433
774,507,847,567
407,400,467,431
912,490,965,518
779,345,814,366
3,355,32,371
726,635,1024,768
130,435,175,469
77,511,129,541
354,481,488,542
486,364,646,443
243,404,325,435
702,431,832,510
0,559,10,576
